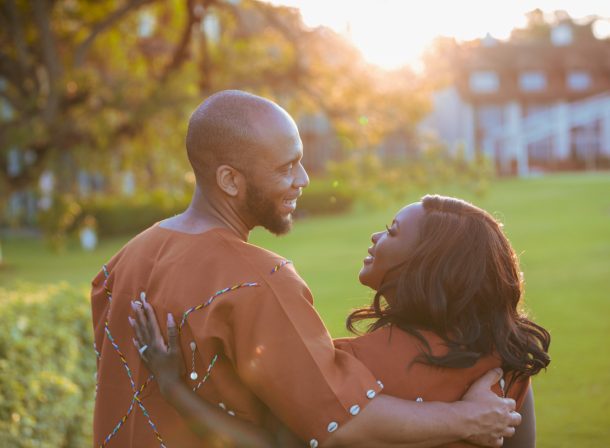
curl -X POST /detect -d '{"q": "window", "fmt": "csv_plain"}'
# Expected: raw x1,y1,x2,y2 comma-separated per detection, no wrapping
567,71,592,91
519,71,546,92
551,24,573,46
469,71,499,93
477,105,504,130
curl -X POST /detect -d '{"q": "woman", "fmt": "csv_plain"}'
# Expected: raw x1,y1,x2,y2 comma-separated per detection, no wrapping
131,194,550,447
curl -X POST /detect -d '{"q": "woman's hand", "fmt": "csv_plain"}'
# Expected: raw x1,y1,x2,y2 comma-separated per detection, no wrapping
129,295,276,448
129,294,186,396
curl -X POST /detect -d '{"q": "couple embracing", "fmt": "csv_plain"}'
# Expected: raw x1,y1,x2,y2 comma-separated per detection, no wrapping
91,91,549,448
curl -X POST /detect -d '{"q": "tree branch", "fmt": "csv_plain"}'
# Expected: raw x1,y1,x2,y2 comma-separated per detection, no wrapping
74,0,157,67
159,0,198,83
4,0,31,77
32,0,63,123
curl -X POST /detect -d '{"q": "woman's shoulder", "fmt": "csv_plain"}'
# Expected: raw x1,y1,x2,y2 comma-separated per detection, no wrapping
334,325,443,359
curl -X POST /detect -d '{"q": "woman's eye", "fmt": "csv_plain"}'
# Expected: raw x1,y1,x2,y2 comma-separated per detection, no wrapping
385,224,395,236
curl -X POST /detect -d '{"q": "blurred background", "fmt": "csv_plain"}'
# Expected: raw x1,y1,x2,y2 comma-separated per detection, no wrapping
1,1,609,446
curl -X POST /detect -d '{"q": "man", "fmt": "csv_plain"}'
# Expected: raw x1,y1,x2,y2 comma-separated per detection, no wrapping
91,90,519,447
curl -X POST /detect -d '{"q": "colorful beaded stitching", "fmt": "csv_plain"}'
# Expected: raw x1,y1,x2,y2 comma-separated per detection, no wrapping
96,271,264,446
178,282,260,330
100,376,152,447
98,267,167,448
102,265,112,302
193,354,219,392
270,260,292,274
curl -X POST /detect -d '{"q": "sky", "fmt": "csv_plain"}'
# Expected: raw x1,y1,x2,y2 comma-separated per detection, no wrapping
266,0,610,70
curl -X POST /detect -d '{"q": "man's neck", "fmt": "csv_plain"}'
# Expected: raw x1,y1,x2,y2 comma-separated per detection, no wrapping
159,185,251,241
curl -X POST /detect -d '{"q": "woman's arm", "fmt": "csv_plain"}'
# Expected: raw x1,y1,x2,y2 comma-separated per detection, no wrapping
323,370,521,448
130,299,276,448
132,299,520,448
503,386,535,448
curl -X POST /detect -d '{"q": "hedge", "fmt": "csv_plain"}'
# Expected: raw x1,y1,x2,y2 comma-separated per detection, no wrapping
76,181,354,237
0,284,95,447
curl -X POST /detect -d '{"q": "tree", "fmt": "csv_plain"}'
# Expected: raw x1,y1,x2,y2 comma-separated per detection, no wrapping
1,0,208,196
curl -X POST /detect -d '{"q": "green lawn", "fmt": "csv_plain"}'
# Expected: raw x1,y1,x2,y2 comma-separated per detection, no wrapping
2,172,610,447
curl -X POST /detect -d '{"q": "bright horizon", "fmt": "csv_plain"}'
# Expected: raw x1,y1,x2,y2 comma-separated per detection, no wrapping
267,0,610,70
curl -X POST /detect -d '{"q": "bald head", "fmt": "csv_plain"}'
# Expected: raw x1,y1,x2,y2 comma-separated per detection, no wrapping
186,90,294,185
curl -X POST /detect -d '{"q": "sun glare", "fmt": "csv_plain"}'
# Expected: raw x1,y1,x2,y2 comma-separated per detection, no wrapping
268,0,610,70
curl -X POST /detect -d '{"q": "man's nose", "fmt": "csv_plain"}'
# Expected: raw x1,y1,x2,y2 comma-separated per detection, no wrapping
294,162,309,188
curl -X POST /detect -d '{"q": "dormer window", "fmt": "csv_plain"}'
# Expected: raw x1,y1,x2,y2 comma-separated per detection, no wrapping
551,24,573,46
519,71,546,92
469,71,499,93
567,71,592,91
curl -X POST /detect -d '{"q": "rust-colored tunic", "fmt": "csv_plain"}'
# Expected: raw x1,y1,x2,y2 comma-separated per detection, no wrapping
91,225,382,448
335,327,531,448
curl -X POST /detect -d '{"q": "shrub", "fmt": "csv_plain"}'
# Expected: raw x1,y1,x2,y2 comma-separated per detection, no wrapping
80,190,190,237
327,143,494,209
81,183,353,236
37,195,83,252
295,179,354,217
0,284,95,447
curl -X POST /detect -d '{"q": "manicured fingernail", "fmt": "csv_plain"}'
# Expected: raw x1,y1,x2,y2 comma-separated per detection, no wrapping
128,316,135,326
167,313,175,325
140,291,147,303
132,338,138,347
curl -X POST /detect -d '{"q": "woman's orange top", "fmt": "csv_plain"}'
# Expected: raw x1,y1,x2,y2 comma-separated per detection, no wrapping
335,326,530,448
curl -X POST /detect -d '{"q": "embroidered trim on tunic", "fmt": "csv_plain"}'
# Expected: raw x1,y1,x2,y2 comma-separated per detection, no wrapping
98,267,167,448
95,259,288,446
193,354,219,392
178,282,260,330
270,260,292,274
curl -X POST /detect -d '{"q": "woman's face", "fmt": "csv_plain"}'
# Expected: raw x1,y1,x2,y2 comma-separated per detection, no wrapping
359,202,425,291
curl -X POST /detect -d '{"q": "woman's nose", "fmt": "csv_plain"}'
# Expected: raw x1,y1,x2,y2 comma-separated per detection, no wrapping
371,232,382,243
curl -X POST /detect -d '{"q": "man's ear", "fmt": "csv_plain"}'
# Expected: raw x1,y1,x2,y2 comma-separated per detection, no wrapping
216,164,245,197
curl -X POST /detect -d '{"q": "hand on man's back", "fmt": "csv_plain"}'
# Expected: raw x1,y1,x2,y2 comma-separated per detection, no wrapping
460,369,521,447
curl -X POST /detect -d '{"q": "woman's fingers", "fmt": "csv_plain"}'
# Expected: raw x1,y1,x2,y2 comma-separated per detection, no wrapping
142,299,164,345
167,313,183,357
129,312,149,347
133,303,152,343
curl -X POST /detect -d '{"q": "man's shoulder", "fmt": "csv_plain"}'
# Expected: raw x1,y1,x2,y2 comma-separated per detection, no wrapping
216,233,303,286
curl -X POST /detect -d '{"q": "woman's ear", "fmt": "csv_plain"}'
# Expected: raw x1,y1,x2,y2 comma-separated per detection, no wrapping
216,164,245,197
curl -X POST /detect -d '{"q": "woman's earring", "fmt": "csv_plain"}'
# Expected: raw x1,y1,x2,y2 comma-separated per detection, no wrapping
189,341,198,381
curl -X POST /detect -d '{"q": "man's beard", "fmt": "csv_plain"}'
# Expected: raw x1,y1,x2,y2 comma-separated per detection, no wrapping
245,184,292,236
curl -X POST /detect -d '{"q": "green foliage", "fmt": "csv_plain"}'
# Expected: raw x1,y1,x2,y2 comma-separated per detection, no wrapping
37,195,83,252
74,182,354,238
295,179,354,217
328,142,493,210
0,284,95,448
80,190,190,237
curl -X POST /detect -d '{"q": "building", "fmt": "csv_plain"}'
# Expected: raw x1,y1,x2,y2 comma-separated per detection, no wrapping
420,18,610,175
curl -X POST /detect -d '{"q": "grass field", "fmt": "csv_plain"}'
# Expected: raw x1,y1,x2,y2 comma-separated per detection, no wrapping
2,172,610,447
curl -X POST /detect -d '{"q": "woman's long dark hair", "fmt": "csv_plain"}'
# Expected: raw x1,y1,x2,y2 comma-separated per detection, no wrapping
347,195,550,384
